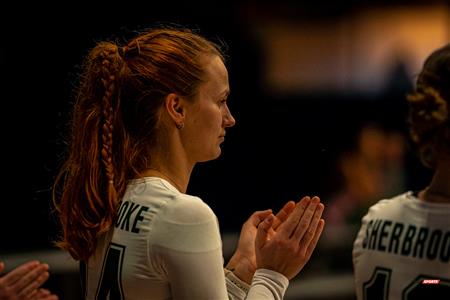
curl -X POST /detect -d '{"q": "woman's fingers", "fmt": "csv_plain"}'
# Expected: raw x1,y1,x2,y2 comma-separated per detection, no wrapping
298,202,324,245
291,197,320,240
37,289,51,297
1,261,40,286
298,203,324,257
255,214,274,249
249,209,273,227
255,197,326,280
36,288,59,300
17,268,49,298
0,261,55,300
305,219,325,260
273,201,296,230
277,197,310,237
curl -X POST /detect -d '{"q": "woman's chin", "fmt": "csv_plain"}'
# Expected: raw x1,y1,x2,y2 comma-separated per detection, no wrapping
198,148,222,162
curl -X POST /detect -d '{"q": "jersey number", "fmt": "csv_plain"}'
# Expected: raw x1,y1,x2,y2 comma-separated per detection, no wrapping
95,243,126,300
363,267,450,300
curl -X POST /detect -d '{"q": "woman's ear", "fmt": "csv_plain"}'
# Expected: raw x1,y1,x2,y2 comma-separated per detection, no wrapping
164,93,185,126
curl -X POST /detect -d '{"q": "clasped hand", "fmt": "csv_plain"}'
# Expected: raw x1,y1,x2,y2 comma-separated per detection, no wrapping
227,196,325,282
0,261,58,300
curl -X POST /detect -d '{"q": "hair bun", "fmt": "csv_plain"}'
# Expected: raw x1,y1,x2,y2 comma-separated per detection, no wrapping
407,87,448,143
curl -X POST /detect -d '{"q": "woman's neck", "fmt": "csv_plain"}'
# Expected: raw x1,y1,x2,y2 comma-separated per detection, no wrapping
419,159,450,203
142,168,188,193
141,140,194,194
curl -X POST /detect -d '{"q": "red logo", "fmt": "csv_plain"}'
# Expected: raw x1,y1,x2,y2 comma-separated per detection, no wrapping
422,279,440,284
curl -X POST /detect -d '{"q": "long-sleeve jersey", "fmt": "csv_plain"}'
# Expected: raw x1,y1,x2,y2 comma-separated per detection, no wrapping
83,177,288,299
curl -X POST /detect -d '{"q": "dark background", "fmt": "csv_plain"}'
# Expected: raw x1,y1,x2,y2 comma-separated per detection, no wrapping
0,1,442,264
0,0,441,254
2,1,447,299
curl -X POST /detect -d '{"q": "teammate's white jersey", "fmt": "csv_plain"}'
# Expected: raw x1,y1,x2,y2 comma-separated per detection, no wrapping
353,191,450,300
82,177,288,300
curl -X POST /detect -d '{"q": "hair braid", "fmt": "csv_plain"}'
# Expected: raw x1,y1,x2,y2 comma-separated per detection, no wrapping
53,43,126,260
100,46,119,231
100,51,119,214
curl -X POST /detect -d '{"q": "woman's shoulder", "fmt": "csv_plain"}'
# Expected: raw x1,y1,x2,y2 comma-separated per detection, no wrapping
128,177,217,224
136,178,221,252
364,191,413,217
166,192,216,225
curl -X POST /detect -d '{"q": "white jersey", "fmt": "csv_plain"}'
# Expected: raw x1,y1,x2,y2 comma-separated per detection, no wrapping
353,191,450,300
82,177,288,300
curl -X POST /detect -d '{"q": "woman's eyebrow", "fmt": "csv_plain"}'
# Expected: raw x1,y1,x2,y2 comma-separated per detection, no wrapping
219,89,230,98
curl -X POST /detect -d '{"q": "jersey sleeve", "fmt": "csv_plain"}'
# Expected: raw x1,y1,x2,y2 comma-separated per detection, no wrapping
149,195,228,299
352,199,390,300
353,200,377,300
353,207,370,264
247,269,289,299
149,195,289,299
353,199,389,264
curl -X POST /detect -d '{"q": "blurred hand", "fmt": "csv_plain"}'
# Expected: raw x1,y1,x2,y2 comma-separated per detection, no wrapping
0,261,58,300
255,196,325,280
35,288,58,300
226,201,296,284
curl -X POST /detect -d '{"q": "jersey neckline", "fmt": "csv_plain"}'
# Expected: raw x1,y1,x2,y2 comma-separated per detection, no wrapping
128,176,180,193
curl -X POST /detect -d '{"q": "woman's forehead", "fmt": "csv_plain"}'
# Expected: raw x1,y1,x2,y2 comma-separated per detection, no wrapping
202,56,229,94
